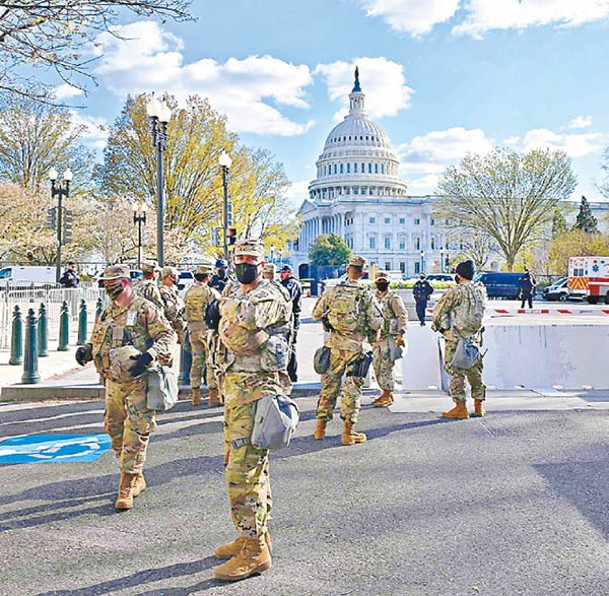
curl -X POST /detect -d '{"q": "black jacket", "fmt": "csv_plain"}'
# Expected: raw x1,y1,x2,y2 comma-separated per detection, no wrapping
281,276,303,332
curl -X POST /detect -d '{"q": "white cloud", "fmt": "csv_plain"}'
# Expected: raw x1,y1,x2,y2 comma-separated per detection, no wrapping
521,128,607,158
93,22,314,136
454,0,609,38
54,84,85,101
69,111,109,150
569,115,593,129
360,0,460,36
285,180,310,209
314,57,413,121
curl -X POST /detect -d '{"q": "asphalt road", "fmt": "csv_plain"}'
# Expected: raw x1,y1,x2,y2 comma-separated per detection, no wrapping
1,392,609,596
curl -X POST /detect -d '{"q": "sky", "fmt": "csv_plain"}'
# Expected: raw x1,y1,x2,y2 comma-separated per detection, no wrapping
55,0,609,210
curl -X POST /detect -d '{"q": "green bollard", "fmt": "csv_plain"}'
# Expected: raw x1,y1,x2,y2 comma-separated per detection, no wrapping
8,305,23,366
95,297,103,321
38,302,48,357
21,308,40,384
77,299,88,346
178,330,192,386
58,300,69,351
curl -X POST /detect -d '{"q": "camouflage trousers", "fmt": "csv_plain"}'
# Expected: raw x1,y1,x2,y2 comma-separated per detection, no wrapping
221,374,274,539
104,377,157,474
189,326,217,391
317,348,364,424
372,337,397,391
444,339,486,402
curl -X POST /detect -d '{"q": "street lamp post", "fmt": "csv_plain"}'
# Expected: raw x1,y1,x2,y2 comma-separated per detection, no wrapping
49,167,73,284
440,247,445,273
218,151,232,262
420,249,425,274
133,203,148,269
146,97,171,267
270,245,276,264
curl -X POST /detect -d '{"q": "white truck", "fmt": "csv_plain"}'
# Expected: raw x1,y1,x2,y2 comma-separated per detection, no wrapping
567,256,609,304
0,265,57,289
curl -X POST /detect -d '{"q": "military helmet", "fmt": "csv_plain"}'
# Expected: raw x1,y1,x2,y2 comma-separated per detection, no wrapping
108,345,142,383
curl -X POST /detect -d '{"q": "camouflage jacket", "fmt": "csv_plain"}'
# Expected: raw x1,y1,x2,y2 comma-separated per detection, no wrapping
133,278,163,310
375,289,408,339
159,284,186,332
89,295,176,379
217,279,292,374
312,279,383,352
184,283,221,329
432,281,487,341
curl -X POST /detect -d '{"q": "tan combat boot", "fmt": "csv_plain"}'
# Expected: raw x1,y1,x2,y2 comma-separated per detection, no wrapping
341,421,367,445
191,387,201,406
442,401,469,419
132,472,146,497
473,399,485,417
374,389,394,407
213,535,272,581
115,472,138,511
213,531,272,560
313,419,326,440
208,388,221,407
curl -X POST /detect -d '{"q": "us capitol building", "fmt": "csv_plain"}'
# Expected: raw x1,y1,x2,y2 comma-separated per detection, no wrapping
293,68,449,278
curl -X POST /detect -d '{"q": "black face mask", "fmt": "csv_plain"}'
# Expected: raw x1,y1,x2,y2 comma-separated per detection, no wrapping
375,281,389,291
217,269,226,279
235,263,259,284
105,281,125,300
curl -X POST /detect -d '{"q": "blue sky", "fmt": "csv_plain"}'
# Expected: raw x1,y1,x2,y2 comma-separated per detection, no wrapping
57,0,609,210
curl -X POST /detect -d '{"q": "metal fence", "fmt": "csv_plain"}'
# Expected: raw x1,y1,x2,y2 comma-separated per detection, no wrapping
0,287,107,349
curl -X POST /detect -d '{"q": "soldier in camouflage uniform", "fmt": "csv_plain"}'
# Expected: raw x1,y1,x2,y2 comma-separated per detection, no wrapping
133,260,163,310
159,266,186,344
312,255,383,445
212,239,292,582
432,259,487,419
372,271,408,408
75,264,176,510
184,264,221,407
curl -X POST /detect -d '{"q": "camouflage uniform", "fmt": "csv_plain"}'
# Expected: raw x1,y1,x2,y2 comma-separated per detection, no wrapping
215,241,292,540
89,282,176,474
373,287,408,392
184,275,221,392
133,260,163,310
312,269,383,424
159,266,186,341
432,280,487,402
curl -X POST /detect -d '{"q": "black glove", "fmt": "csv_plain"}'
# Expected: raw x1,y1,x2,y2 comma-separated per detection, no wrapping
129,351,153,377
75,344,92,366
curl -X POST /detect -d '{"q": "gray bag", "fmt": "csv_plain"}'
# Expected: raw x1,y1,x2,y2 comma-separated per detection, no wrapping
146,366,179,411
251,394,300,450
313,345,331,374
450,337,480,369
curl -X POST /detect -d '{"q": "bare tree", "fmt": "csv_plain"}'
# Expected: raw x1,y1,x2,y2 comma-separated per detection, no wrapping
0,1,192,102
435,148,577,271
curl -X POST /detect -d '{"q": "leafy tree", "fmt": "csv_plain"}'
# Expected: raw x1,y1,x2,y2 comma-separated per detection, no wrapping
309,233,351,266
0,95,95,192
435,148,577,271
0,1,192,102
572,195,599,234
445,226,497,271
552,208,569,238
548,229,609,276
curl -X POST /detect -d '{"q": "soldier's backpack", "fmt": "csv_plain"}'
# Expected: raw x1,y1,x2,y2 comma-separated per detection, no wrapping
146,365,179,411
205,299,221,330
251,394,300,450
326,284,365,333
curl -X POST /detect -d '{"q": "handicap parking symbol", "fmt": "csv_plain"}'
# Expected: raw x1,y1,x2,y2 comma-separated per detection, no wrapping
0,434,111,465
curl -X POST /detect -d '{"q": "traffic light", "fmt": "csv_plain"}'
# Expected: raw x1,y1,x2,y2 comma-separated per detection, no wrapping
63,209,74,243
46,207,56,230
228,228,237,245
227,202,233,226
214,227,221,245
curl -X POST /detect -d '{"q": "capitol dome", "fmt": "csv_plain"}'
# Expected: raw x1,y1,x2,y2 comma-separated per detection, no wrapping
309,67,407,204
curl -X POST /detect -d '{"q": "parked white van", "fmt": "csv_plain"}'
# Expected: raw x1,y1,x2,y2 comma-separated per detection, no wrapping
0,266,57,288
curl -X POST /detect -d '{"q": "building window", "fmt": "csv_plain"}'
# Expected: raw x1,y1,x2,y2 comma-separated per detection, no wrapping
369,237,376,249
385,261,391,270
369,216,376,224
384,237,391,250
340,163,344,174
333,164,337,174
415,238,420,250
399,262,405,273
415,262,420,274
431,238,435,250
354,187,359,195
399,239,405,250
414,218,420,225
354,163,358,173
375,163,379,174
431,218,435,225
368,163,372,173
361,162,365,172
384,217,390,224
399,217,405,224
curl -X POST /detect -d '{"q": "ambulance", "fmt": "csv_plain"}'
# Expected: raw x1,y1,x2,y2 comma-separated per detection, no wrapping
567,256,609,304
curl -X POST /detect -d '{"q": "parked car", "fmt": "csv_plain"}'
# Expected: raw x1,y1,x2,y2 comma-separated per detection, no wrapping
425,273,456,284
0,265,56,288
177,270,195,292
473,272,523,299
542,278,569,301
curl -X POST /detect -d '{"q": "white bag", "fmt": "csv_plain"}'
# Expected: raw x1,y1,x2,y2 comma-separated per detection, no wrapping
450,337,480,369
146,366,179,411
251,394,299,450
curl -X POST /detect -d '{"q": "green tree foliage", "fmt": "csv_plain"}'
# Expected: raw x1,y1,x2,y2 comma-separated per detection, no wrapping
435,148,577,271
572,195,599,234
309,233,352,266
0,1,192,102
552,208,569,238
548,229,609,276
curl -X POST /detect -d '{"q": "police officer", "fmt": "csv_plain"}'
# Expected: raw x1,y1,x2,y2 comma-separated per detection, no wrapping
159,266,186,343
311,255,383,445
432,259,487,419
75,264,176,510
279,264,303,383
212,239,292,581
183,264,221,406
372,271,408,407
133,260,163,310
59,261,79,288
412,272,434,326
209,258,230,293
